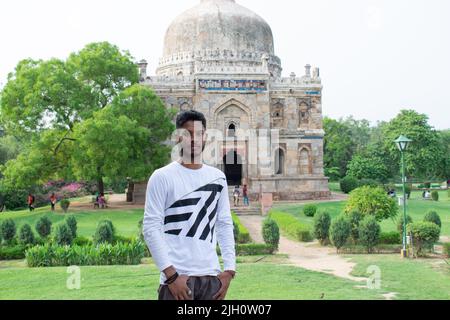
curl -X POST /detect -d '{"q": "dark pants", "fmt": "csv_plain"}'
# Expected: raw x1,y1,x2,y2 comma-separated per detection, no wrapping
158,276,222,301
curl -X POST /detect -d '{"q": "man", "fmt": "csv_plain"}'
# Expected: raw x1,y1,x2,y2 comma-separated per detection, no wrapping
143,110,236,301
27,193,35,212
243,185,249,207
50,193,57,211
233,186,241,207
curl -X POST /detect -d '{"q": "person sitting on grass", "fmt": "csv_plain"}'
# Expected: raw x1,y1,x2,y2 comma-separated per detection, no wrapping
98,193,106,209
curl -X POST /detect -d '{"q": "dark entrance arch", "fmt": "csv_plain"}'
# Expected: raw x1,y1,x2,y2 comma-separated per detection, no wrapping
223,151,243,186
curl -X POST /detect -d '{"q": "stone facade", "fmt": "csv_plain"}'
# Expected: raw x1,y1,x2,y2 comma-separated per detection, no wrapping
137,0,330,201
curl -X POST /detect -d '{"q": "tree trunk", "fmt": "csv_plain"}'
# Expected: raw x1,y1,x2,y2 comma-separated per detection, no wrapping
97,167,105,195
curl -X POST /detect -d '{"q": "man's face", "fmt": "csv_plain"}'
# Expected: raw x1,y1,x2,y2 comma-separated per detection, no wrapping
179,120,207,163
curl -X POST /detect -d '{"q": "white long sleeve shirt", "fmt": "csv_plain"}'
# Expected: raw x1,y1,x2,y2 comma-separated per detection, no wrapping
142,161,236,284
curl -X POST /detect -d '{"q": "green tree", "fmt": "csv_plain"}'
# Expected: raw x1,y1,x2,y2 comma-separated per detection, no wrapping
381,110,444,179
346,154,389,182
345,186,398,222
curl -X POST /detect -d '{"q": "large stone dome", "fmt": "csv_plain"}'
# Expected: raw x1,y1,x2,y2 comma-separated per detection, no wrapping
156,0,282,77
164,0,274,56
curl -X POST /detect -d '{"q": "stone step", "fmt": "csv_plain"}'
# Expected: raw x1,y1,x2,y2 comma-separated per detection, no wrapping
232,206,261,216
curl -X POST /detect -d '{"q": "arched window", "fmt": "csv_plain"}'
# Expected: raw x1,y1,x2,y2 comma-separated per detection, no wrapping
299,148,312,175
275,148,285,175
228,123,236,137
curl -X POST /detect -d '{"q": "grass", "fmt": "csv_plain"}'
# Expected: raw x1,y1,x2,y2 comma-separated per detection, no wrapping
0,257,386,300
349,254,450,300
0,207,144,239
273,190,450,237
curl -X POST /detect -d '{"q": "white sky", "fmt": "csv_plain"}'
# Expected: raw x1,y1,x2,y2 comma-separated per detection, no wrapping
1,0,449,129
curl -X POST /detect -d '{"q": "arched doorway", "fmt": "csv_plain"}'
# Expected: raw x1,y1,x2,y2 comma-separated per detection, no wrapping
223,151,243,186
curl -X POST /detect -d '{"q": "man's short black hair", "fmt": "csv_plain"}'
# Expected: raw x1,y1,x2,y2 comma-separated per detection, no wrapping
176,110,207,130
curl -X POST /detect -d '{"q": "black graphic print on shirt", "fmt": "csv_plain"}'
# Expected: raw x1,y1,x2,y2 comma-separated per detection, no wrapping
163,179,225,242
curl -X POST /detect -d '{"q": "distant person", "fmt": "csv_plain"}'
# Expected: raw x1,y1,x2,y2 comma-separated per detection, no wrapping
50,193,57,211
233,186,241,207
27,193,35,212
243,185,249,207
99,193,106,209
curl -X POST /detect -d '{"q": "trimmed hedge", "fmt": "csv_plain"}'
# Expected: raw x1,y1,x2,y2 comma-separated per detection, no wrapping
25,241,145,267
340,176,359,194
270,211,313,242
262,218,280,249
407,222,441,256
379,231,401,245
35,217,52,239
424,211,442,229
330,216,351,252
0,245,27,260
231,213,251,244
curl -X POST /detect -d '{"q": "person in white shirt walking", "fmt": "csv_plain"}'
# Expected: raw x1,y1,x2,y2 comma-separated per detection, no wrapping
143,110,236,301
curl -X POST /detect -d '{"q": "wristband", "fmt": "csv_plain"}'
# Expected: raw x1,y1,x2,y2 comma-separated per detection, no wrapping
164,272,179,285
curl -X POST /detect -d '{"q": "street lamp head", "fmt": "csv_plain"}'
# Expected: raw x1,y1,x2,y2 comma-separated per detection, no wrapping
395,135,413,152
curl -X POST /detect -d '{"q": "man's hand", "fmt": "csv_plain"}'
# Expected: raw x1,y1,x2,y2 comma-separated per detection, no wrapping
168,275,191,300
213,271,234,300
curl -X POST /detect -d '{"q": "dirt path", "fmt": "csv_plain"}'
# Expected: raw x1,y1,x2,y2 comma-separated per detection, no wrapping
239,214,366,282
68,194,144,211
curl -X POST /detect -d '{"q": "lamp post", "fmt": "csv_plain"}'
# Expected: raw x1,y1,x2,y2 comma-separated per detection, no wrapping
395,135,412,258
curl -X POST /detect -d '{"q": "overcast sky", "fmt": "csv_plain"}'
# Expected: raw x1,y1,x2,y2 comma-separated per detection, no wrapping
1,0,449,129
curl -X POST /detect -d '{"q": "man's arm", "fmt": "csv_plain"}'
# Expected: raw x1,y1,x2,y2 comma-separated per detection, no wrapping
142,171,191,300
214,177,237,300
142,171,173,272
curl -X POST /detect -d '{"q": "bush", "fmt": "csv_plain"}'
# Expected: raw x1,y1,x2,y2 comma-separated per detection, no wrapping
444,243,450,258
431,191,439,202
262,218,280,249
340,176,359,194
0,188,29,211
397,214,413,234
346,210,363,243
345,186,398,222
235,244,276,256
303,204,318,217
0,245,27,260
35,216,52,239
407,222,441,256
73,236,92,246
330,216,351,253
232,220,240,243
424,211,442,229
25,241,145,267
60,199,71,213
313,211,331,245
424,182,431,189
54,223,73,246
66,216,77,238
1,219,16,244
358,217,381,253
93,220,114,244
232,213,251,244
270,211,313,242
114,235,135,245
18,224,35,245
379,231,401,245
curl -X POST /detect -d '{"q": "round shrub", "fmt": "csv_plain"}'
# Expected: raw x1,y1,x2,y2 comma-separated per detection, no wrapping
66,216,77,238
397,214,413,234
431,191,439,202
344,186,398,222
330,216,351,253
262,218,280,250
93,221,114,245
358,216,381,253
340,176,359,194
424,211,441,229
407,222,441,256
100,219,116,236
35,216,52,239
346,210,363,243
54,223,73,246
313,211,331,245
18,224,35,245
303,204,318,217
60,199,71,213
1,219,17,244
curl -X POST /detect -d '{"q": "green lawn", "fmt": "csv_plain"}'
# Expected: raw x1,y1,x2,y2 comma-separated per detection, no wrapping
349,254,450,300
0,206,144,239
0,256,387,300
273,190,450,237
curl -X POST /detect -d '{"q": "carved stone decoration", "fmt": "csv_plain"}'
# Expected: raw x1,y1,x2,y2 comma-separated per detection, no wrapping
270,98,285,128
178,98,192,111
297,98,312,127
298,144,313,175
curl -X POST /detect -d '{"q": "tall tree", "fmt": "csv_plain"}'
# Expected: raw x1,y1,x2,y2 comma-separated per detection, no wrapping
381,110,444,179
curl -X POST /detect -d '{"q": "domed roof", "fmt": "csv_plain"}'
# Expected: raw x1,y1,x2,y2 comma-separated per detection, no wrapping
163,0,275,57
